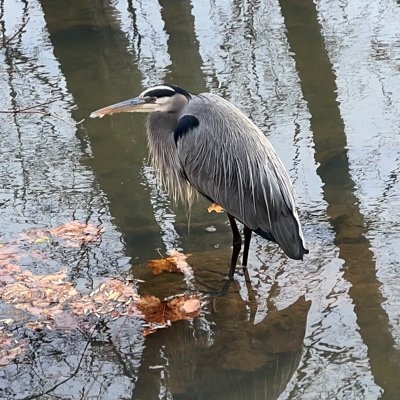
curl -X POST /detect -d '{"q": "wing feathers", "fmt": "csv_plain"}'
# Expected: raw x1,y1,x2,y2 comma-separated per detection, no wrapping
175,93,308,259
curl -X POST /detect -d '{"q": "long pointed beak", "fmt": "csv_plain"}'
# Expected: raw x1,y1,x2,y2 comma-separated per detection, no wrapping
90,97,151,118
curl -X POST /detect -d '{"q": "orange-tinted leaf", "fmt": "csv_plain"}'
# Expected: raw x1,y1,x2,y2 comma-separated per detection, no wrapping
207,203,224,213
148,250,193,276
180,298,201,315
137,294,201,335
167,295,201,320
148,258,178,275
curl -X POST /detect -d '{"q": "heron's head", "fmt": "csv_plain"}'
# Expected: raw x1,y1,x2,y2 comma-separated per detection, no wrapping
90,85,191,118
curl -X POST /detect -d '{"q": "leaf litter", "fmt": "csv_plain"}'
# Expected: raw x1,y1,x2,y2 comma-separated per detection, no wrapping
0,222,203,366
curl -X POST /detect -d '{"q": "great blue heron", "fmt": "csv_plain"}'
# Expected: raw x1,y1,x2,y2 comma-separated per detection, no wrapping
91,84,308,278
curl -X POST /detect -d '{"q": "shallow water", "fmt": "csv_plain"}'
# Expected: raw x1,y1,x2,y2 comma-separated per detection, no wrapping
1,0,400,398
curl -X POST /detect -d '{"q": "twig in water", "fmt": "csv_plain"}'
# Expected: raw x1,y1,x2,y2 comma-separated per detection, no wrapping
0,17,30,49
0,99,84,126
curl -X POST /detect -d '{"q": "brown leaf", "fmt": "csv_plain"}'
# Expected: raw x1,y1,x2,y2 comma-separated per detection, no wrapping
148,250,193,276
70,279,139,317
0,264,20,276
167,295,201,320
0,245,20,266
207,203,224,213
0,231,201,337
0,332,26,366
25,321,44,330
167,249,193,276
0,264,21,286
48,221,103,246
137,294,201,335
1,270,79,320
148,258,178,275
2,283,32,303
180,298,201,315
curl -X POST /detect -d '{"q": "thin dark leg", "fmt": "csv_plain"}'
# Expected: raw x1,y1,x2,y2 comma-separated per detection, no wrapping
242,226,252,267
227,214,241,279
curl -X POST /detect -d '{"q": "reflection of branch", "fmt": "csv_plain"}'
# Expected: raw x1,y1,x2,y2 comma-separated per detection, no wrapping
0,99,84,126
0,99,57,114
20,329,93,400
0,17,30,49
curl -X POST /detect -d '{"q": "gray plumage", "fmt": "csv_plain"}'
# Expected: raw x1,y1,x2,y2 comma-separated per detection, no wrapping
91,84,308,277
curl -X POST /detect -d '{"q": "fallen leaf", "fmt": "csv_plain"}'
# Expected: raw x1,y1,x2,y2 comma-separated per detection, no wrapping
0,245,20,266
2,283,32,303
1,224,202,338
71,279,140,317
25,321,44,330
1,269,79,320
166,249,193,276
0,263,21,276
180,298,201,315
49,221,103,246
33,236,49,244
207,203,224,213
0,332,26,366
167,295,201,319
0,318,14,325
137,294,201,335
148,258,178,275
148,250,193,277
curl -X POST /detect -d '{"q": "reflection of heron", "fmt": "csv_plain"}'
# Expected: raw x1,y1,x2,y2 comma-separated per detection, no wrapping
91,84,308,277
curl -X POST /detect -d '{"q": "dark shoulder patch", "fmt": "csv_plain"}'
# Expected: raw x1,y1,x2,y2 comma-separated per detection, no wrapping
174,115,199,144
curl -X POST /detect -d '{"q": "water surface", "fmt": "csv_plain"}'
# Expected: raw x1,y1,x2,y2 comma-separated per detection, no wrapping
1,0,400,398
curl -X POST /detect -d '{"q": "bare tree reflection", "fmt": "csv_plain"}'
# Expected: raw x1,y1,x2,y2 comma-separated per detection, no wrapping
134,284,310,400
158,0,204,92
279,0,400,396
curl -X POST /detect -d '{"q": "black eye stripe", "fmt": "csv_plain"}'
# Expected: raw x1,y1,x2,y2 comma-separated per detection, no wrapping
144,89,175,98
142,85,192,100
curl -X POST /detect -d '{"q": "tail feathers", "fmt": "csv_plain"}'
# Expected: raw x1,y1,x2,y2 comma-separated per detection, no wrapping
255,214,308,260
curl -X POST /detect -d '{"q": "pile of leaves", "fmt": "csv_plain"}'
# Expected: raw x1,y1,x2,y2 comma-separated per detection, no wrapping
0,221,202,366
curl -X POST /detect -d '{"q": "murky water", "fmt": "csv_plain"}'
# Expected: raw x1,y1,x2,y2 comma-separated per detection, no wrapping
1,0,400,398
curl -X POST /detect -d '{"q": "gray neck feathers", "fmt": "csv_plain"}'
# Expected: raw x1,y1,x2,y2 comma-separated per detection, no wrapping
146,112,196,206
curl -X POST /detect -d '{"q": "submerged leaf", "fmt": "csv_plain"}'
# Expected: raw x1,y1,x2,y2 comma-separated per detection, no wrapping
148,258,178,275
137,294,201,335
148,250,193,276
